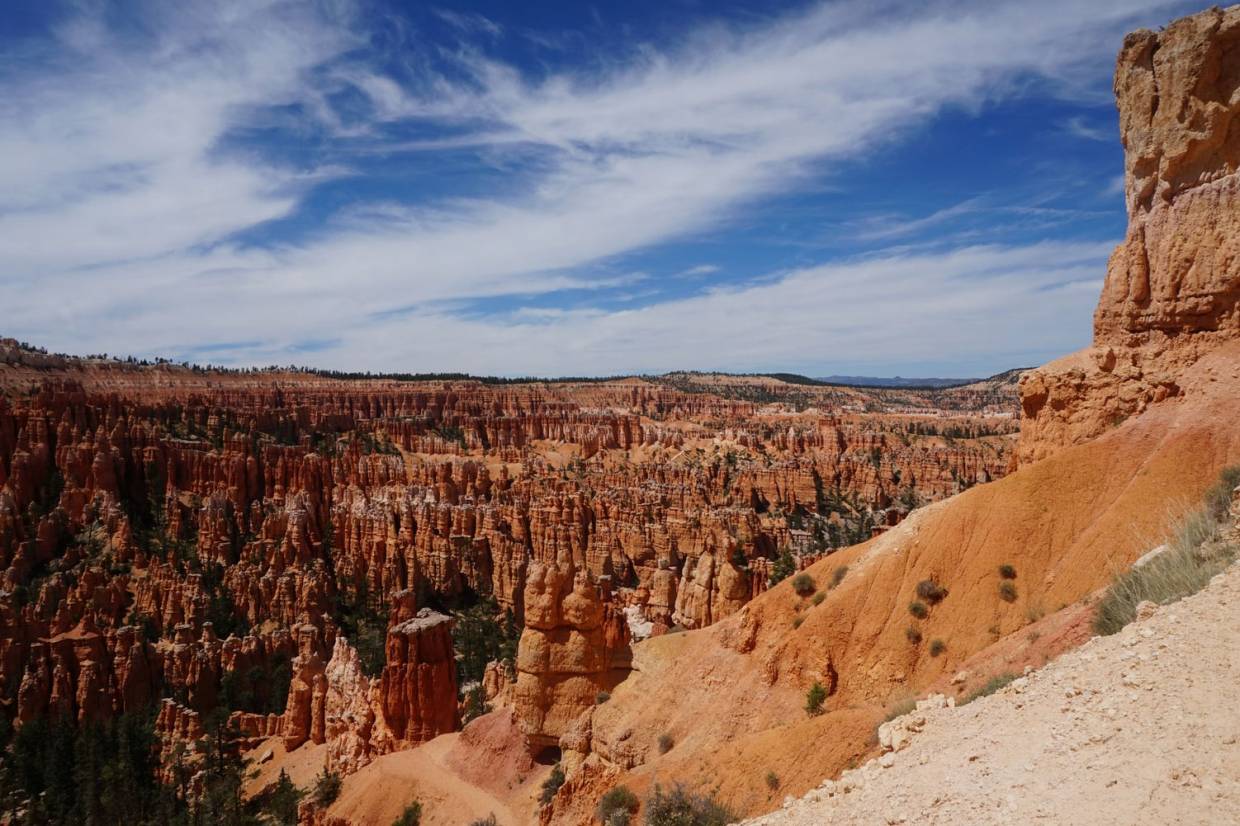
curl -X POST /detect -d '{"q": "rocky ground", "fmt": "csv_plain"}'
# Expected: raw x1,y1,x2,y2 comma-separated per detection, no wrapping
748,561,1240,826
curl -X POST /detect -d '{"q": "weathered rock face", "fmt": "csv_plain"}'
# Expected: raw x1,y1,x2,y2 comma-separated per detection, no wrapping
379,601,458,746
1020,6,1240,463
514,560,630,749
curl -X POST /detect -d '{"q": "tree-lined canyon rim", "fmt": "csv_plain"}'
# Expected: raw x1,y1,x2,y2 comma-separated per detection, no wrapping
1,2,1239,825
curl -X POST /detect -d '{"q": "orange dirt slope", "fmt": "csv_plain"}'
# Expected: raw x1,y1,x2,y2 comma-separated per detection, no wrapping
547,339,1240,822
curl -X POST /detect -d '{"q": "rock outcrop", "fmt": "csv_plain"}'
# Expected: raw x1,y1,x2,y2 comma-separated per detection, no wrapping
514,560,631,749
1020,6,1240,463
378,602,458,747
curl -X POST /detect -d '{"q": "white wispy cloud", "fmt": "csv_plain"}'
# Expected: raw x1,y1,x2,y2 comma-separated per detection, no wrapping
0,0,1197,374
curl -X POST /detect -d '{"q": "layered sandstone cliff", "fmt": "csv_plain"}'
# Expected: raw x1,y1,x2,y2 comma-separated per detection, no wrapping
1019,5,1240,463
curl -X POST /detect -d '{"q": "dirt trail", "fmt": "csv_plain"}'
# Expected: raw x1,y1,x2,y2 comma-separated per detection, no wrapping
747,562,1240,826
325,732,525,825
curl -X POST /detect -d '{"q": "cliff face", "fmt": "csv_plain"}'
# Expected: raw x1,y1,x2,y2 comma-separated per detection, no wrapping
1019,6,1240,463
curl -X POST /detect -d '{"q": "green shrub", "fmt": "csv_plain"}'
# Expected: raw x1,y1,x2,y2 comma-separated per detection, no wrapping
658,733,674,754
468,817,497,826
598,785,638,825
830,565,848,589
791,572,816,596
904,626,922,644
998,581,1017,602
765,770,780,791
312,767,342,808
915,579,948,604
811,591,826,606
392,801,423,826
1204,465,1240,521
961,673,1018,704
266,769,303,825
998,564,1017,580
540,764,566,805
768,547,796,587
596,691,611,704
1093,467,1238,637
908,600,928,619
1094,542,1234,635
644,784,736,825
805,681,827,716
928,639,946,657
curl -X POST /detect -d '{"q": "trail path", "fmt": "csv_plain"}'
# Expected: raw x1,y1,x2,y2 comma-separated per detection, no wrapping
748,563,1240,826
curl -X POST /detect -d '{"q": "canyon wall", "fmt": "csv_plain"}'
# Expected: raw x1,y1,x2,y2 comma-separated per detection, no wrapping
0,363,1015,761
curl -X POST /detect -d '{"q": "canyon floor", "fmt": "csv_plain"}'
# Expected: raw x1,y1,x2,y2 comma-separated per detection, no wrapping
748,561,1240,826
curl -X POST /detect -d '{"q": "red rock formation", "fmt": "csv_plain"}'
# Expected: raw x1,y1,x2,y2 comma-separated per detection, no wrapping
514,560,631,749
379,595,458,746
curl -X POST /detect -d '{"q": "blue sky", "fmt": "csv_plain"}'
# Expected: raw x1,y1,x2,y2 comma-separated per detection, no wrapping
0,0,1207,377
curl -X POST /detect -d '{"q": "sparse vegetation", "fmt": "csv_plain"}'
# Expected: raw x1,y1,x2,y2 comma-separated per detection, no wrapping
597,785,639,825
884,696,917,721
830,565,849,589
961,672,1019,704
1094,466,1238,636
905,625,922,644
312,767,343,808
539,764,566,806
792,615,805,629
268,769,303,825
915,578,948,604
908,600,928,619
644,784,736,825
791,572,816,596
805,681,827,716
928,639,946,657
765,770,780,791
1204,465,1240,521
811,591,826,606
768,547,796,587
596,690,611,704
392,800,423,826
467,817,497,826
658,733,674,754
998,564,1017,579
998,581,1018,602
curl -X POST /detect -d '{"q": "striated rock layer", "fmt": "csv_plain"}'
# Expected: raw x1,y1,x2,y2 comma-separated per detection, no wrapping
1020,5,1240,463
0,349,1014,756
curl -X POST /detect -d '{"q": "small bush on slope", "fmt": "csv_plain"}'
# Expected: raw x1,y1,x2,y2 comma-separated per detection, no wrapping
961,673,1019,704
1094,465,1239,636
392,801,423,826
598,786,639,825
805,681,827,716
540,764,566,805
644,784,736,825
791,572,816,596
312,767,342,808
915,579,949,604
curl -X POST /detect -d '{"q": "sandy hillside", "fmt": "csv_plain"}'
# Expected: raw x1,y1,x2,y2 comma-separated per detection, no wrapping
747,561,1240,826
